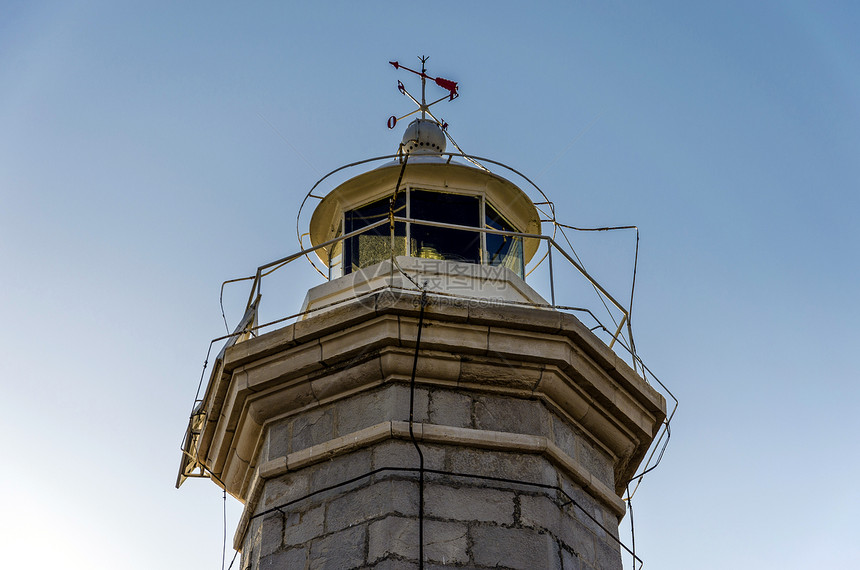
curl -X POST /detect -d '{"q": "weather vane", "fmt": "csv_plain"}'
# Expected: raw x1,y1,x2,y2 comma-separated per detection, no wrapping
387,56,459,130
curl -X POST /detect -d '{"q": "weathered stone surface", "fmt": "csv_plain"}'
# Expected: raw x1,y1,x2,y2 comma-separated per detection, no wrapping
335,384,429,437
551,414,580,460
520,493,562,534
459,358,544,391
370,439,445,472
575,436,613,490
558,516,596,566
401,318,489,355
594,538,623,570
258,513,283,557
267,421,290,462
309,524,366,570
425,520,469,565
560,479,614,541
318,317,400,366
325,478,418,533
291,408,334,453
259,546,307,569
474,394,549,437
283,504,324,546
424,484,514,525
308,449,372,492
368,515,418,563
470,525,560,569
562,547,583,570
262,470,311,509
428,388,472,428
446,447,556,487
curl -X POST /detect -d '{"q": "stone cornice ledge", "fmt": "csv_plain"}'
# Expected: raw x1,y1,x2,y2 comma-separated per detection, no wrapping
234,421,626,550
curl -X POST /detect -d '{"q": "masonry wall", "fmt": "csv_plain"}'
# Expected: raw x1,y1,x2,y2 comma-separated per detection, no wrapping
193,294,666,569
239,383,625,570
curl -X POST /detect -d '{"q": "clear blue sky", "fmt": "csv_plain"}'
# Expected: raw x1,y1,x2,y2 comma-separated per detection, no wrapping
1,2,858,568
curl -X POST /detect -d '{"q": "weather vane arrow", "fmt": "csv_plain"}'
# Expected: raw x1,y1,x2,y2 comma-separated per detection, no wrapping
387,56,459,130
389,60,459,100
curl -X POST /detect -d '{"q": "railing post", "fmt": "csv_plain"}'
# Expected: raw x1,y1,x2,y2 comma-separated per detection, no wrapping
548,243,556,307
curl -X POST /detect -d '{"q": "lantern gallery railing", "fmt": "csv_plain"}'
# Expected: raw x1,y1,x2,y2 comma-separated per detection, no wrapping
239,216,633,360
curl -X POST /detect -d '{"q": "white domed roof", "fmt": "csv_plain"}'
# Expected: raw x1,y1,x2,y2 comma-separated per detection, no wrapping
401,118,446,155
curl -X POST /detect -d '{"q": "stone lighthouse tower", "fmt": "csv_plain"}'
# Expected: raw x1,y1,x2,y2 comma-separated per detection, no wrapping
178,61,668,570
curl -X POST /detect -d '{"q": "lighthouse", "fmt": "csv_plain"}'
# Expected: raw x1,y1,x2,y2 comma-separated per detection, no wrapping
178,59,670,570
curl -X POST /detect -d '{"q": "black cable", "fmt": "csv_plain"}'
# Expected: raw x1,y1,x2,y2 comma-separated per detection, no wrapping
219,276,256,334
226,550,239,570
408,291,428,569
626,483,636,570
222,488,227,570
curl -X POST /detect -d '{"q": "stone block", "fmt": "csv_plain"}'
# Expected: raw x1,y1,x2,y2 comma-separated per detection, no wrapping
293,300,374,345
459,358,544,392
267,420,290,461
319,317,400,365
325,478,418,533
425,520,469,565
241,523,261,570
308,449,372,492
424,483,514,525
309,524,366,570
470,525,560,569
467,301,562,332
401,319,489,356
368,515,418,563
245,341,324,391
446,447,557,487
594,537,623,570
557,516,596,566
309,358,384,404
334,384,429,437
371,440,445,473
262,470,311,509
474,394,549,437
428,388,473,428
519,493,562,536
283,504,325,546
560,481,614,541
551,414,580,463
259,546,307,569
487,328,569,364
562,547,582,570
291,408,334,453
575,437,614,490
259,513,284,557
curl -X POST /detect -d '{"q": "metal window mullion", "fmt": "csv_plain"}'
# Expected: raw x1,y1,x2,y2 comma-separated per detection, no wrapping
406,187,411,256
480,196,487,265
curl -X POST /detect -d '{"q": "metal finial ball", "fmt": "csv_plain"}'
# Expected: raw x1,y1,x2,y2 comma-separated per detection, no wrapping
401,119,447,155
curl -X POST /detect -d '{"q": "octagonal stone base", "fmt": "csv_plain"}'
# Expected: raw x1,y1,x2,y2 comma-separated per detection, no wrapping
191,290,665,569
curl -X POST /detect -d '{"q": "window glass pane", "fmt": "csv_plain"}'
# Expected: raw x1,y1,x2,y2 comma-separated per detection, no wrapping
344,194,406,273
410,189,480,263
486,204,524,278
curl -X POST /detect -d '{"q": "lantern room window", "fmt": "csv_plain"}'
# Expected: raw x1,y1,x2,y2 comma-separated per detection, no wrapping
409,189,481,263
341,188,525,278
485,203,525,277
343,193,406,273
